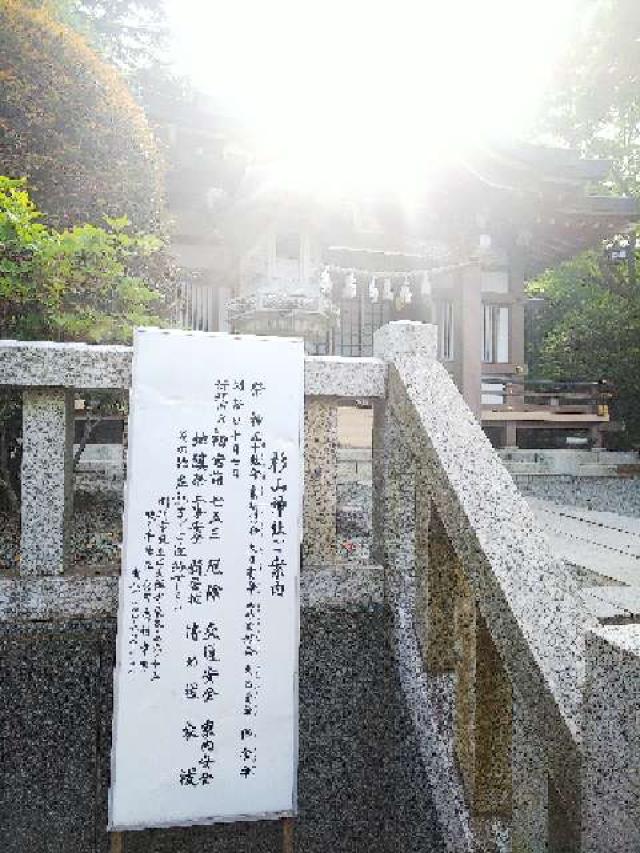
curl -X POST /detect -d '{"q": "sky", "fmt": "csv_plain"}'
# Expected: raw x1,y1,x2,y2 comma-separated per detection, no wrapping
164,0,584,194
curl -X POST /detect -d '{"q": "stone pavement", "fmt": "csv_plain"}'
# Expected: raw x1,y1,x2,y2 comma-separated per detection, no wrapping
529,498,640,621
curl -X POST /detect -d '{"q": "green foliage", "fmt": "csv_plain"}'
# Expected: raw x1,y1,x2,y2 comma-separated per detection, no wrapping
542,0,640,195
0,176,164,343
528,250,640,445
532,2,640,443
0,0,164,229
46,0,168,71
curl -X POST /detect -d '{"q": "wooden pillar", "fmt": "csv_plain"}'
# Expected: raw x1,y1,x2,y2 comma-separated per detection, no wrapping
458,264,483,419
282,817,294,853
110,832,124,853
505,421,518,448
509,252,526,371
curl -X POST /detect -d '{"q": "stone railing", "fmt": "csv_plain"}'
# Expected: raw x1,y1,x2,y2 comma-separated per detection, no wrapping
372,322,639,853
1,328,638,852
0,339,385,622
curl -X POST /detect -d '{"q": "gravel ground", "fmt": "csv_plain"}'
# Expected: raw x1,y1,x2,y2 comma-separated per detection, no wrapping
3,472,640,574
514,475,640,518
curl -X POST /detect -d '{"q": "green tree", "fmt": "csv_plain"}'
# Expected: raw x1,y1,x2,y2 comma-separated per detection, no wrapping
0,175,166,508
40,0,169,72
543,0,640,195
0,0,164,229
0,176,164,341
531,1,640,444
528,249,640,445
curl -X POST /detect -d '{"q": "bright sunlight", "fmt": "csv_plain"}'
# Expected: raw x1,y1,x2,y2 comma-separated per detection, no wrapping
166,0,582,194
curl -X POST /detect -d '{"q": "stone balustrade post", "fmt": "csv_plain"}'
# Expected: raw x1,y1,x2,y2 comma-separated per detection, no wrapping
414,474,432,660
372,322,438,569
384,412,416,579
581,625,640,853
370,394,388,567
415,500,459,673
511,690,549,852
20,388,74,575
454,568,513,820
303,398,338,565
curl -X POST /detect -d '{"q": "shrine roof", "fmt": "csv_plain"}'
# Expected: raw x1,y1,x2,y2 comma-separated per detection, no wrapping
325,145,638,276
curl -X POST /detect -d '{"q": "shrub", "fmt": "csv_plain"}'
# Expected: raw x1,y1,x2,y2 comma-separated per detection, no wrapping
0,176,164,341
0,0,164,230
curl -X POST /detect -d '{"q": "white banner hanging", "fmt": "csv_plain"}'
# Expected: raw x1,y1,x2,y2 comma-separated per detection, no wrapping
109,329,303,830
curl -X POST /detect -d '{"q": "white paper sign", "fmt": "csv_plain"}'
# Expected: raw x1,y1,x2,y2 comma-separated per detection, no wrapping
109,329,303,830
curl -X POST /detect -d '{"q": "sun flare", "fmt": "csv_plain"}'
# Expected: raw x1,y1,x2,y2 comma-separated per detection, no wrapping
167,0,580,194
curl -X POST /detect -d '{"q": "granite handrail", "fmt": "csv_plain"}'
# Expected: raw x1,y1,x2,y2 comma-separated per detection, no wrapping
372,321,640,851
2,331,638,849
0,339,386,397
0,338,385,620
387,345,595,742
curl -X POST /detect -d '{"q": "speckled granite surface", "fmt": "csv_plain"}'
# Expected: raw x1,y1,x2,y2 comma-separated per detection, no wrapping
0,566,445,853
516,474,640,516
0,491,123,574
6,328,640,852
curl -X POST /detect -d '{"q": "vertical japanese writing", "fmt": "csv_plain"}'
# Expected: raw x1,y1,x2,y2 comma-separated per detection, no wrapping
240,381,267,778
126,497,168,680
269,448,289,598
112,331,302,827
123,375,296,788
